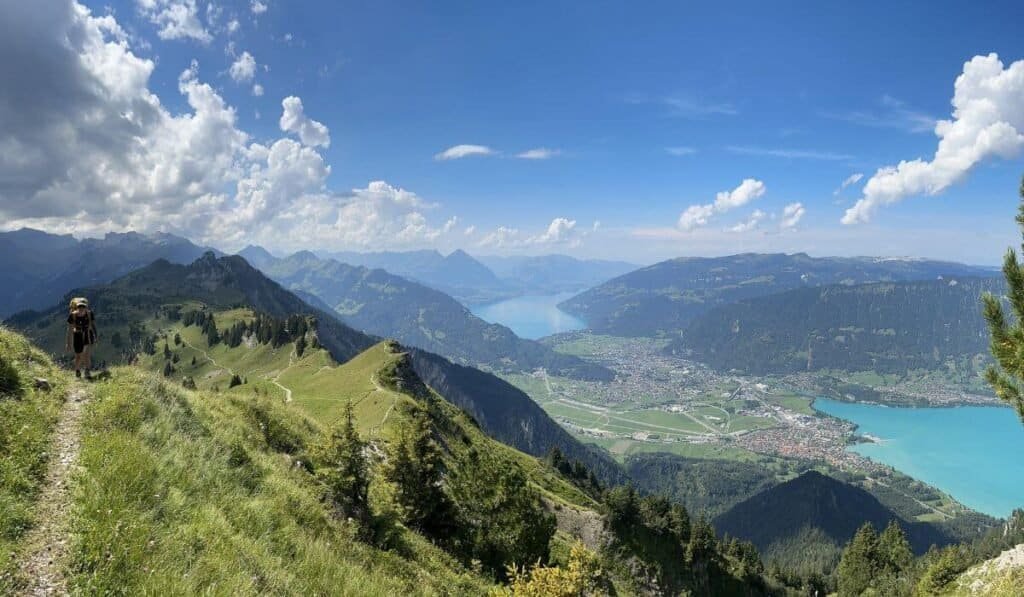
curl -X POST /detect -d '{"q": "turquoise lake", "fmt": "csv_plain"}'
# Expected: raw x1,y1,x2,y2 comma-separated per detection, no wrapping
813,398,1024,518
471,292,586,340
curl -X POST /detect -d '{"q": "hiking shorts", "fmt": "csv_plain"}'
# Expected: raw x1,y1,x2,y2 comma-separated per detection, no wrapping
72,331,94,354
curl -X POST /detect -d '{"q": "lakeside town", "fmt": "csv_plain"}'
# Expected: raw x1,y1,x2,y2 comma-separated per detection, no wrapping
507,332,997,477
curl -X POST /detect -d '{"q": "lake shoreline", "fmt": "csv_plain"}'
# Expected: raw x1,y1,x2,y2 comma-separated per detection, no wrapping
812,397,1024,518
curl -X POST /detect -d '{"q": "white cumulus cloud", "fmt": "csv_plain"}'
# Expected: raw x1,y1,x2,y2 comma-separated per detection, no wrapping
780,202,806,229
0,1,461,254
434,144,495,161
135,0,212,43
250,0,267,15
279,96,330,148
678,179,766,231
228,51,256,82
729,210,767,233
843,54,1024,225
478,218,583,249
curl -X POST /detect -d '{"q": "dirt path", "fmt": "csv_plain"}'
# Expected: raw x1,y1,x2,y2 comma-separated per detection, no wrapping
182,338,235,376
17,384,89,596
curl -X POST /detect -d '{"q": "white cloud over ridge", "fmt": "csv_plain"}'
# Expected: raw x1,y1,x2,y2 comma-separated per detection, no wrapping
780,202,805,229
678,179,766,231
434,144,495,160
478,218,583,249
729,210,766,233
0,1,460,253
843,54,1024,225
279,96,330,147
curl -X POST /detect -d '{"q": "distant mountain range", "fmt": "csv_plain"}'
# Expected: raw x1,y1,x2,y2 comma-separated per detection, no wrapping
320,248,508,304
672,276,1004,375
236,249,613,381
312,248,639,304
560,253,998,337
0,228,217,318
476,254,638,295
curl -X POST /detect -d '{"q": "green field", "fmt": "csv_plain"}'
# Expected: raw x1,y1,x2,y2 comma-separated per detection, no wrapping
583,436,765,462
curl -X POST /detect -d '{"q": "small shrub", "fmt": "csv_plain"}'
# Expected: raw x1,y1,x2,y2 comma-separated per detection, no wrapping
0,353,21,397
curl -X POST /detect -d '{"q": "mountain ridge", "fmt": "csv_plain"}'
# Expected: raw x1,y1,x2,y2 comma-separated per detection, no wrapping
560,252,999,337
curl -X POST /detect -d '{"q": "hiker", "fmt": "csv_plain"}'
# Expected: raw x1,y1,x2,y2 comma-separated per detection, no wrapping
65,297,98,379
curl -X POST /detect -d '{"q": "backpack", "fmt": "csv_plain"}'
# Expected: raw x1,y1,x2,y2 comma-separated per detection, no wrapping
69,298,94,333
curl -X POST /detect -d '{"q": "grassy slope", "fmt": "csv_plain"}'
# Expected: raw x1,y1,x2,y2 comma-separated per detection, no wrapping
70,367,492,595
0,326,69,593
142,309,599,510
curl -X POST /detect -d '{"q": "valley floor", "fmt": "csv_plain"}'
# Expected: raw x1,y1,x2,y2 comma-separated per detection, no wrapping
503,332,996,526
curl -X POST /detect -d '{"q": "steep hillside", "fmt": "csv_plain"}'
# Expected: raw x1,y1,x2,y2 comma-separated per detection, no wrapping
5,252,376,367
560,252,997,337
5,254,622,485
946,544,1024,596
673,277,1004,375
245,250,613,381
714,471,954,575
0,228,218,318
1,321,787,595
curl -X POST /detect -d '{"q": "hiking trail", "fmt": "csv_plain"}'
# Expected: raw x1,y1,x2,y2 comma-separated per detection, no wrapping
17,384,89,596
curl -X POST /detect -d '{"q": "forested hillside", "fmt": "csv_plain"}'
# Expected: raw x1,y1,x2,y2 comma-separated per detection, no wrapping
673,277,1005,375
560,253,996,337
714,472,955,578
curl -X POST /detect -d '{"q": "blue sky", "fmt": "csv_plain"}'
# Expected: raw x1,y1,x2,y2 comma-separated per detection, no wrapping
3,1,1024,263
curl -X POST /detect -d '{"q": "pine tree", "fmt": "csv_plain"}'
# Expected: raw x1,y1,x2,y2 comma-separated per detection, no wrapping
878,520,913,575
983,174,1024,425
162,361,174,377
174,332,181,346
315,401,372,536
229,374,242,388
382,405,454,537
687,516,717,564
837,522,879,596
163,343,172,359
447,449,556,576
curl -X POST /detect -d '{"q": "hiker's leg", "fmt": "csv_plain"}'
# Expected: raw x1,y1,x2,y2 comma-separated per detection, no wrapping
82,345,92,374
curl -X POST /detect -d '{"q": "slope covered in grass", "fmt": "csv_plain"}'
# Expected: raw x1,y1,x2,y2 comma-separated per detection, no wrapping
139,314,599,509
69,367,493,595
0,326,69,593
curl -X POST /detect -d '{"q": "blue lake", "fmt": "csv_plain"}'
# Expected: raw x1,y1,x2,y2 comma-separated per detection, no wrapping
471,292,586,340
813,398,1024,518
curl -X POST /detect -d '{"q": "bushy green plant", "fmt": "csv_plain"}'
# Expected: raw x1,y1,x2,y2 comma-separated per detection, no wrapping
447,448,556,577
